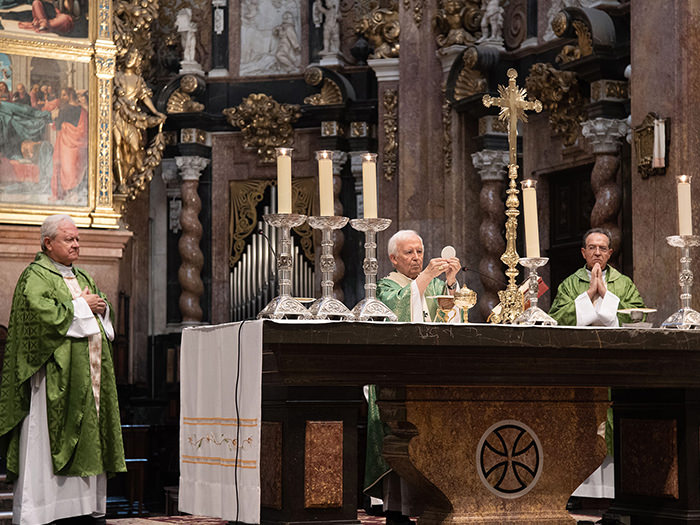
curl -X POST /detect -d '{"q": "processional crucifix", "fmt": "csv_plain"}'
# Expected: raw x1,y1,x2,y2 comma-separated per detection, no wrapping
482,68,542,324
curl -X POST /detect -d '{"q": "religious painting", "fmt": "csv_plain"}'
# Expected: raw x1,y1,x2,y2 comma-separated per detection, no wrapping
0,0,89,40
240,0,303,77
0,0,119,228
0,51,90,207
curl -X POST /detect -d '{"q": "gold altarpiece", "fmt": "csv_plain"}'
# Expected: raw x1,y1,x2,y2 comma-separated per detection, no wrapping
0,0,120,228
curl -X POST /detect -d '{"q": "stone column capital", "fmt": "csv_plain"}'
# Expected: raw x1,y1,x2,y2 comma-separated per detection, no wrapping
581,118,629,154
471,150,510,182
368,57,400,82
175,155,210,181
331,151,348,175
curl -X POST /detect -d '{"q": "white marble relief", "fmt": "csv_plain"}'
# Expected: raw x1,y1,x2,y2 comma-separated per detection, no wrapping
240,0,303,76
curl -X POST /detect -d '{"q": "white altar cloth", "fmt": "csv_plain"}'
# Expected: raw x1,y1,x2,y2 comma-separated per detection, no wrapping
179,320,262,523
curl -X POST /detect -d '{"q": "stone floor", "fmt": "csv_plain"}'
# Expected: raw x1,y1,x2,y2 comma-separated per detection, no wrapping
106,507,607,525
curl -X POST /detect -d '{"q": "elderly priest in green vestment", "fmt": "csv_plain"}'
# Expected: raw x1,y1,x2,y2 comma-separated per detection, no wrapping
376,229,461,323
0,214,126,525
549,228,645,326
364,230,461,524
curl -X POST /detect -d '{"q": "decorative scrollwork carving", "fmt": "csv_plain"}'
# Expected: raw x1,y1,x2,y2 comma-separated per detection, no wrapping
555,45,581,65
382,88,398,181
552,11,593,63
525,63,587,147
167,90,205,114
304,67,343,105
229,180,274,268
572,20,593,56
356,1,400,58
114,0,159,67
222,94,301,164
454,47,488,100
292,176,316,263
432,0,481,48
503,0,527,50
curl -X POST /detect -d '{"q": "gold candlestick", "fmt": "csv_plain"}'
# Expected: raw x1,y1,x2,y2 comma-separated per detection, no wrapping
482,68,542,324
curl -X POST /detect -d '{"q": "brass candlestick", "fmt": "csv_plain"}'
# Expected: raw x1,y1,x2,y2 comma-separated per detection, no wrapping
257,213,313,320
662,235,700,329
307,215,354,320
350,217,398,321
514,257,557,326
483,68,542,324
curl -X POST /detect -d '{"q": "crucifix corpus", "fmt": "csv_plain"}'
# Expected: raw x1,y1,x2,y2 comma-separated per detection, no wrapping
483,68,542,324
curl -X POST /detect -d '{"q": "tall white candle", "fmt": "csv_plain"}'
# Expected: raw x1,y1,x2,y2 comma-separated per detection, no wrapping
521,179,540,258
316,150,334,216
677,174,693,236
276,147,292,214
361,153,378,219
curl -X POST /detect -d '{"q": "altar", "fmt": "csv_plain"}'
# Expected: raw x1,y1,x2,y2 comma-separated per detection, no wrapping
181,320,700,525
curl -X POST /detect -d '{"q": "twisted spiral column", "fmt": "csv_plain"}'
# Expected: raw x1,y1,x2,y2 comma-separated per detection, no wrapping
175,155,210,323
581,118,629,251
472,149,509,319
330,151,347,301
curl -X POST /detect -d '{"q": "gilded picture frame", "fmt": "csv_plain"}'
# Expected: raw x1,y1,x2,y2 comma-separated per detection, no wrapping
0,0,119,228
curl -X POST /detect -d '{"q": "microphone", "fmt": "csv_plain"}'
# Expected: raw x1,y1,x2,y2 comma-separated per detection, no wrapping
257,229,278,259
461,267,507,287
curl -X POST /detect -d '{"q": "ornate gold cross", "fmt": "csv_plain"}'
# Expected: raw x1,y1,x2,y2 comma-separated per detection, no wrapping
482,68,542,324
483,68,542,166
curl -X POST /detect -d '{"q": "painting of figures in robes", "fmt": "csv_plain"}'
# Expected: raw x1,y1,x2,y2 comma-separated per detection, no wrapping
0,52,90,207
0,0,88,39
240,0,303,76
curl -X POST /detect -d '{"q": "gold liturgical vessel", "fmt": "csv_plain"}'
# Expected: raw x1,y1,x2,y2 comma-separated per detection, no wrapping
454,285,477,319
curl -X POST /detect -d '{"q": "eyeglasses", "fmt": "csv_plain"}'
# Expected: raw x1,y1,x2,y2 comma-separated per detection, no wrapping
585,245,610,253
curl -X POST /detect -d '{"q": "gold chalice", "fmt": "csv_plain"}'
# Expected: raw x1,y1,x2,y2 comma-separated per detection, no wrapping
454,285,477,322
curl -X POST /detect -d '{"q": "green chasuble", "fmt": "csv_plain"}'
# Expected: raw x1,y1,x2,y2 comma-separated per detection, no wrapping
548,265,645,327
376,271,447,322
0,252,126,480
549,265,644,456
363,272,449,498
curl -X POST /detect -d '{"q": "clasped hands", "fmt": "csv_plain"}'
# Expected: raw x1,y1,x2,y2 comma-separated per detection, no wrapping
80,286,107,316
586,263,607,302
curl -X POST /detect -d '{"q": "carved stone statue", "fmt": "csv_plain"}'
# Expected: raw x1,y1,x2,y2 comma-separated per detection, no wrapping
477,0,504,44
176,8,196,63
176,7,203,74
113,48,167,197
312,0,341,56
273,11,302,72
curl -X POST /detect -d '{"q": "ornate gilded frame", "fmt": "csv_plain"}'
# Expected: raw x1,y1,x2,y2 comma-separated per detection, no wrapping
0,0,118,228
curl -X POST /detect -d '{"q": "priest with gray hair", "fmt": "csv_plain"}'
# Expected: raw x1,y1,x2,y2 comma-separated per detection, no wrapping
0,214,126,525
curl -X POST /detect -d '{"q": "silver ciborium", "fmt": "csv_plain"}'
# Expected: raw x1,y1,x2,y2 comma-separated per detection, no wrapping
514,257,557,326
257,213,313,320
307,215,354,320
350,217,397,321
661,235,700,329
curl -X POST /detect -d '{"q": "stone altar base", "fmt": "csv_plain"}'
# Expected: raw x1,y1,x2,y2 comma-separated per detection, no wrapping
378,386,609,525
261,386,363,525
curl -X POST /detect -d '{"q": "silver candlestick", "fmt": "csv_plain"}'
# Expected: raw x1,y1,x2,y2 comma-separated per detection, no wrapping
307,215,354,320
514,257,557,326
350,217,398,321
257,213,313,320
662,235,700,329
